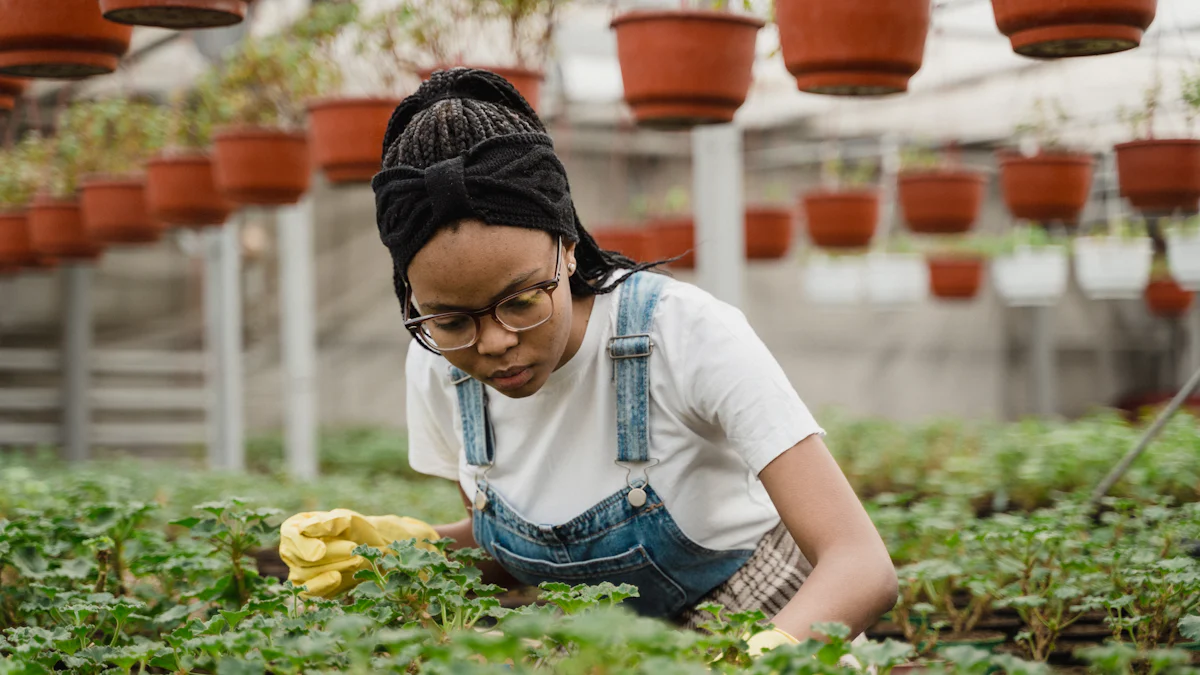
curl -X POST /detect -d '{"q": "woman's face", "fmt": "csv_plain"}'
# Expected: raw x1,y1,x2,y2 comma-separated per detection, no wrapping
406,221,584,398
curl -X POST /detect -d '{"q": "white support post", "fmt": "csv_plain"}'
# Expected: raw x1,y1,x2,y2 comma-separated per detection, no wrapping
692,123,744,309
1030,305,1057,417
876,133,902,245
277,197,319,481
217,216,245,471
204,226,226,469
61,263,92,462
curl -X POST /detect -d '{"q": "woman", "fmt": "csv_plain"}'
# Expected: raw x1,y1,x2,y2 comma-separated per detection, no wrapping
279,68,897,653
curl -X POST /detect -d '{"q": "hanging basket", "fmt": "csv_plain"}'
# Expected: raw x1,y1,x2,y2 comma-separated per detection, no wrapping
0,76,26,111
650,217,695,268
309,97,401,184
146,152,233,228
611,10,763,128
991,0,1157,58
928,256,985,300
745,207,794,260
80,175,165,244
803,254,865,305
865,252,929,307
419,66,543,112
1145,277,1194,318
213,126,310,206
1166,230,1200,291
776,0,930,96
0,0,134,78
1073,235,1153,300
998,152,1095,225
898,169,986,234
803,189,879,249
591,226,656,263
0,209,31,266
99,0,247,29
27,196,103,260
1114,139,1200,215
991,246,1069,307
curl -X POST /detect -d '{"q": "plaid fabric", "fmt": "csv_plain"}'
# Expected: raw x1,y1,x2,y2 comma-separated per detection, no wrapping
677,520,812,629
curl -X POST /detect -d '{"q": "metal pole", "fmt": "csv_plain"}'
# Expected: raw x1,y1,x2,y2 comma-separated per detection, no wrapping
692,123,744,309
61,263,92,462
204,225,226,469
876,133,902,247
277,198,319,480
219,215,245,471
1030,306,1057,417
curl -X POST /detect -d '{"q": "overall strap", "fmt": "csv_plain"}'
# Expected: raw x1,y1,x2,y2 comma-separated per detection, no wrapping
609,272,669,463
449,365,495,466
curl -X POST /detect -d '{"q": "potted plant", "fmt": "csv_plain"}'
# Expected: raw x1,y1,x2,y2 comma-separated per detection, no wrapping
998,100,1095,226
0,0,134,79
1144,261,1194,319
804,157,880,250
66,98,169,244
647,188,695,269
0,135,39,267
1114,72,1200,216
746,183,794,260
803,251,865,306
611,1,763,128
898,146,987,235
100,0,249,29
25,129,103,261
990,225,1070,308
590,225,655,263
990,0,1157,59
776,0,930,96
0,76,25,112
146,85,234,228
1074,219,1154,300
923,236,988,301
1165,215,1200,291
864,237,930,307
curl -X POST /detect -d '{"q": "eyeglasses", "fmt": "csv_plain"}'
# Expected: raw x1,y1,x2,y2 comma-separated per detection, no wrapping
404,239,562,353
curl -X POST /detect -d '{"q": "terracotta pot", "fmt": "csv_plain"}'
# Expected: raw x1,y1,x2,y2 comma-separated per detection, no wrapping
146,152,233,227
928,256,985,300
650,218,695,268
80,175,164,244
0,209,31,266
777,0,931,96
25,254,59,270
213,126,310,206
898,169,986,234
27,196,103,260
1145,277,1194,318
591,227,656,263
0,76,25,111
745,207,794,259
1115,139,1200,214
991,0,1157,58
308,97,401,184
803,189,879,249
611,10,763,128
419,66,542,112
0,0,134,78
100,0,247,29
998,152,1095,224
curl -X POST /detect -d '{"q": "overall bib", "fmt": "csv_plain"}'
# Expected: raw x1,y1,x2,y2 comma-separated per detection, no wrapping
449,271,755,619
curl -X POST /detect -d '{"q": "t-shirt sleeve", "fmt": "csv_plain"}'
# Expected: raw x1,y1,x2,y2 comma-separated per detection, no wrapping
405,344,462,482
657,283,825,476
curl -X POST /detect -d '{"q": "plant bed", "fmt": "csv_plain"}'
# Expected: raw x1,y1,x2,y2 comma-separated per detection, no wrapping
99,0,248,29
0,0,134,78
744,206,794,259
146,153,233,227
80,175,163,244
803,189,879,249
898,169,986,234
990,0,1158,58
308,97,401,185
213,126,311,206
776,0,930,96
1115,139,1200,215
998,151,1094,225
611,10,763,128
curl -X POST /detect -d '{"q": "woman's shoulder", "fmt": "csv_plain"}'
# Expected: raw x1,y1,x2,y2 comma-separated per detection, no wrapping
405,342,454,395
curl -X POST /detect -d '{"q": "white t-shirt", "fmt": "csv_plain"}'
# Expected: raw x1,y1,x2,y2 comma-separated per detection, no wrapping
406,274,824,551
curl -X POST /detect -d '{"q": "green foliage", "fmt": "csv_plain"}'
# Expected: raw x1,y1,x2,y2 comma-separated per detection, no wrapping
821,156,878,189
57,98,169,177
899,146,945,171
0,135,44,209
1118,76,1164,141
1183,68,1200,134
1014,98,1071,152
163,83,222,152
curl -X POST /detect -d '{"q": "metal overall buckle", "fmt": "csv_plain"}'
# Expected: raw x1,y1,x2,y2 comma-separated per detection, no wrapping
615,457,660,508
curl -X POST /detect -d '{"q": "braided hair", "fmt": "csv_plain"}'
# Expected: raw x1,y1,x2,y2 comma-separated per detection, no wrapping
380,67,667,305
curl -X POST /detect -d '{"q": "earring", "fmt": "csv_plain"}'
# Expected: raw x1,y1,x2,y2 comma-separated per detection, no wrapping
568,262,576,273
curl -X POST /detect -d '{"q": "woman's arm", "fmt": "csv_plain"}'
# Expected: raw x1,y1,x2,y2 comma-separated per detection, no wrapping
759,434,898,641
431,486,523,589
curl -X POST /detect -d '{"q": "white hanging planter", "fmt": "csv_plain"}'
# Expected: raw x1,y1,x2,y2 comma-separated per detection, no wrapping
803,254,864,305
1166,230,1200,291
1073,236,1153,300
864,252,928,307
991,245,1069,307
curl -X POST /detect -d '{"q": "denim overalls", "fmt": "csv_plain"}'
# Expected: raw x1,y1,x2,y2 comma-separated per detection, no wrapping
448,271,755,619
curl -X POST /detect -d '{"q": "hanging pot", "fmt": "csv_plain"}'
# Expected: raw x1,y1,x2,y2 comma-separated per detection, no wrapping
0,0,134,78
650,217,695,268
146,152,233,227
776,0,930,96
803,254,865,305
213,126,310,206
80,175,164,244
991,0,1157,58
898,169,986,234
1166,230,1200,291
420,66,542,112
1144,277,1194,318
745,207,794,259
611,10,763,128
865,252,929,307
998,152,1095,224
0,209,31,266
308,97,401,184
0,76,26,111
1114,139,1200,215
803,189,879,249
592,226,656,263
27,196,103,260
928,256,985,300
991,245,1069,307
100,0,247,29
1073,235,1153,300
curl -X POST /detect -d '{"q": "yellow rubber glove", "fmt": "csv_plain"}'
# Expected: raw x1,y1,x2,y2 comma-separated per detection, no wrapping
746,627,799,657
279,509,440,599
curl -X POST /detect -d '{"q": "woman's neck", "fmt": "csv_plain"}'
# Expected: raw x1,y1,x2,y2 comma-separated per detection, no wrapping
556,294,596,370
